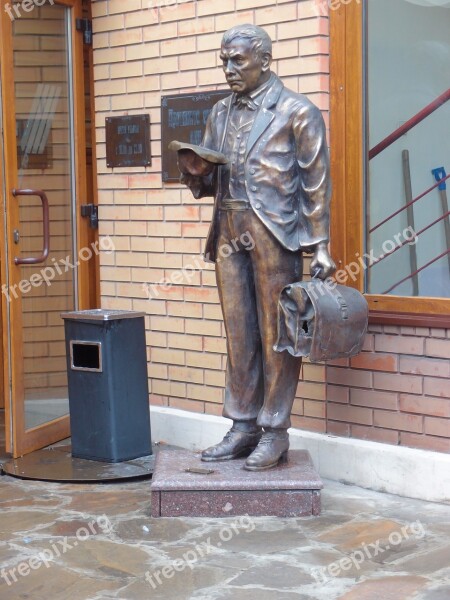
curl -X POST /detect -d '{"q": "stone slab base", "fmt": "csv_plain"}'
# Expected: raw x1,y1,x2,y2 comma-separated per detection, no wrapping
151,448,322,518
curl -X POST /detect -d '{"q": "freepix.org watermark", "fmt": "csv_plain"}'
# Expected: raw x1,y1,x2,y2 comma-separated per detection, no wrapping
145,515,255,590
0,515,113,587
311,520,426,583
143,230,255,300
4,0,55,21
1,237,115,303
313,0,362,17
142,225,417,301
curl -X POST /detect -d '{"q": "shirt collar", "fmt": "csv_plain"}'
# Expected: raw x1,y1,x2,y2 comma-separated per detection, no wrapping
234,73,274,109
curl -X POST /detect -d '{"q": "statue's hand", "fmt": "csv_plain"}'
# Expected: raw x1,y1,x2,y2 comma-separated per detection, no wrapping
310,242,336,280
180,173,203,199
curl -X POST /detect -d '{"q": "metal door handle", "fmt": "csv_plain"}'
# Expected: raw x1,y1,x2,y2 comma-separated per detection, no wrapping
12,188,50,265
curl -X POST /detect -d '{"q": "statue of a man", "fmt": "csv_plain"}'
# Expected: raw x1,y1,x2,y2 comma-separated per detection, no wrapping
180,24,335,471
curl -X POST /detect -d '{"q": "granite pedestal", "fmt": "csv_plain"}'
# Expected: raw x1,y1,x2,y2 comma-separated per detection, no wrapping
151,448,323,518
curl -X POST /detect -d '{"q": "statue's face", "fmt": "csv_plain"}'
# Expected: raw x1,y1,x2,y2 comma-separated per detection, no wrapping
220,38,270,95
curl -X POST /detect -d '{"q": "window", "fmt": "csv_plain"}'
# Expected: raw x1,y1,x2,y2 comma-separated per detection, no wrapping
330,0,450,326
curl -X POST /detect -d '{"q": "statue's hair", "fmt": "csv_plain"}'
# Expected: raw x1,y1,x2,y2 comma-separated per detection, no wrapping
221,24,272,58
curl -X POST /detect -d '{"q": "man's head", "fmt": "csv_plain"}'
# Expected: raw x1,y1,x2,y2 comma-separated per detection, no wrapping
220,24,273,95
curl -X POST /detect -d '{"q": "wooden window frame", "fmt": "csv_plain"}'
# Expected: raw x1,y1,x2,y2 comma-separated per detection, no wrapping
329,1,450,328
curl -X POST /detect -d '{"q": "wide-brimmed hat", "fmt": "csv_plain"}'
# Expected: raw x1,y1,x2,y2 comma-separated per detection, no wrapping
169,140,228,176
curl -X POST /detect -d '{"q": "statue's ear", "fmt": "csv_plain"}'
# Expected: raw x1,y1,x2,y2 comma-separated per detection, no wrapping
261,52,272,72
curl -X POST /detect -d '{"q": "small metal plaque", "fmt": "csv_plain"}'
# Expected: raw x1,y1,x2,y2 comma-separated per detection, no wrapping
161,90,229,183
105,114,151,168
184,467,215,475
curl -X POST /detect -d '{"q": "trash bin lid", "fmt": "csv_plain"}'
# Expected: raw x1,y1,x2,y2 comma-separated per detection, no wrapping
61,309,146,321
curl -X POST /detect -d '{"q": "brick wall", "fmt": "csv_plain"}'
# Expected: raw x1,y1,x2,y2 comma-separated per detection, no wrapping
326,325,450,453
91,0,450,454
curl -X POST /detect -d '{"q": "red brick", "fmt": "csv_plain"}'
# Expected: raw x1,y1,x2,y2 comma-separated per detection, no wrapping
292,398,304,416
205,403,223,417
326,357,349,367
350,352,398,372
362,334,375,351
400,356,450,378
302,363,326,382
149,395,169,407
165,205,200,221
327,367,373,389
374,411,423,433
181,222,211,238
304,400,326,419
151,348,185,366
169,397,205,413
401,432,450,453
424,377,450,399
187,384,222,403
186,351,222,370
351,425,399,446
375,335,424,355
350,389,398,411
185,319,222,337
296,381,326,401
383,326,401,335
167,333,202,352
150,316,184,333
167,301,202,319
327,404,373,426
291,415,327,434
203,337,227,354
327,421,350,437
373,372,423,395
184,287,220,304
430,328,446,338
327,384,349,404
400,394,450,418
169,366,204,385
424,417,450,438
152,380,186,398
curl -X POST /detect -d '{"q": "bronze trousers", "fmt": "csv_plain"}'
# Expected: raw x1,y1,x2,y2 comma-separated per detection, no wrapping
215,208,303,430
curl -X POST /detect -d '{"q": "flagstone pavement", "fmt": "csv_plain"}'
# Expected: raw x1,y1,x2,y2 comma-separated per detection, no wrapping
1,444,450,600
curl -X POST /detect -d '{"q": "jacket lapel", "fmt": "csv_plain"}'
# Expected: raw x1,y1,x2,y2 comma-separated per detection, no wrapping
216,94,234,152
245,75,284,158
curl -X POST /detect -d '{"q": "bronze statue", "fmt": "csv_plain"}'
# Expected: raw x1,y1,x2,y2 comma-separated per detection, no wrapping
177,24,335,471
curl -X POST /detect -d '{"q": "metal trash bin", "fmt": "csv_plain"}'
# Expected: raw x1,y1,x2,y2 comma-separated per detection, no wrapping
61,309,152,462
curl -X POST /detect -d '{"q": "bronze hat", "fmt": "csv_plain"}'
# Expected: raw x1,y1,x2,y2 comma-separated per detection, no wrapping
169,140,228,177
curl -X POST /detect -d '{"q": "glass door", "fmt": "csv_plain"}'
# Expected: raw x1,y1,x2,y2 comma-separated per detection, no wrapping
0,0,96,457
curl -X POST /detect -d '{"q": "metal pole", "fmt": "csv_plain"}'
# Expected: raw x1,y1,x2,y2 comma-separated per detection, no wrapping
402,150,419,295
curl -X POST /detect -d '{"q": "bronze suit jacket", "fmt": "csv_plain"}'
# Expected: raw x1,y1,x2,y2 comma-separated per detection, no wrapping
195,74,331,263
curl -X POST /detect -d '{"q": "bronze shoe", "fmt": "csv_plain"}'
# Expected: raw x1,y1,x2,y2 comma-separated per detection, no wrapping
201,427,262,462
244,431,289,471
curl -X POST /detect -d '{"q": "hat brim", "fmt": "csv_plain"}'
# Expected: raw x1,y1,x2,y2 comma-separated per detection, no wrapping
169,140,228,177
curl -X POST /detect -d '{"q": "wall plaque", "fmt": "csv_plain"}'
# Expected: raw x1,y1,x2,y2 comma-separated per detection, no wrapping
106,114,151,168
161,90,229,183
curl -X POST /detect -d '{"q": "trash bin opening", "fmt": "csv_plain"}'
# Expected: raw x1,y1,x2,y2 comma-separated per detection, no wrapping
70,341,102,372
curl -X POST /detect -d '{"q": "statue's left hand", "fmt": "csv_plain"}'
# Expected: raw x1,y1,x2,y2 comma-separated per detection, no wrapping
310,242,336,280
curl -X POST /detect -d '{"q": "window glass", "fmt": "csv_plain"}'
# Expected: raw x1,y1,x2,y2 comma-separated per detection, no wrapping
367,0,450,297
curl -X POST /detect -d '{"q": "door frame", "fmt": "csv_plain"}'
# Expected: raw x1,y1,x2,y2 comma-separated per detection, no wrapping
0,0,97,456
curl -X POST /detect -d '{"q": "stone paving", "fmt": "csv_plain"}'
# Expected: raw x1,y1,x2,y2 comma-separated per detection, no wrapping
1,446,450,600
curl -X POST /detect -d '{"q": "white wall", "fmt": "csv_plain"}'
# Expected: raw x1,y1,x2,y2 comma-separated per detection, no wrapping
367,0,450,297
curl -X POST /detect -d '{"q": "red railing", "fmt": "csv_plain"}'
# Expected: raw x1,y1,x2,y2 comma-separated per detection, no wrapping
369,174,450,234
369,88,450,160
